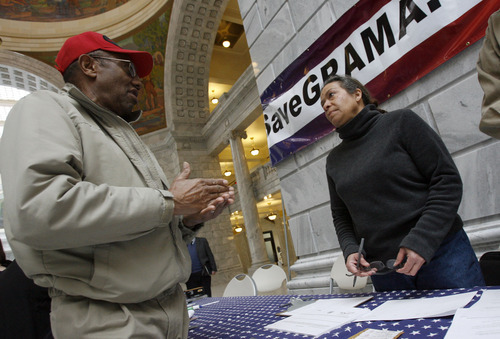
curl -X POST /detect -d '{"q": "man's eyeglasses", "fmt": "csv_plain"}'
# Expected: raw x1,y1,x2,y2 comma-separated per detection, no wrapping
92,56,137,78
346,259,405,276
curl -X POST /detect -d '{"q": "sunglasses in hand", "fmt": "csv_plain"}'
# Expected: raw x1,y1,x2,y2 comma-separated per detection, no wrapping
346,258,406,276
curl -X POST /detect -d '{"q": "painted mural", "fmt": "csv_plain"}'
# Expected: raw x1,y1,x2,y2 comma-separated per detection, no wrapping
129,12,169,135
12,4,170,135
0,1,130,21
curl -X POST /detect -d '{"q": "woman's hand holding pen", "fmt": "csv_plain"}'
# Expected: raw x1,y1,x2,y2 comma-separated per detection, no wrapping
346,252,376,277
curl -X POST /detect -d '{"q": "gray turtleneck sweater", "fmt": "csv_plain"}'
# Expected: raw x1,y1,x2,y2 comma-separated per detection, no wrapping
326,105,463,264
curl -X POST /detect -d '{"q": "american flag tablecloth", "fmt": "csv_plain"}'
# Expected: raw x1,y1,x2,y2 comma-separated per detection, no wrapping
188,287,491,338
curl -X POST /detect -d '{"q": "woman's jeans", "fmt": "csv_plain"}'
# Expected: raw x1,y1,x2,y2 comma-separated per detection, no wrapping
371,229,485,292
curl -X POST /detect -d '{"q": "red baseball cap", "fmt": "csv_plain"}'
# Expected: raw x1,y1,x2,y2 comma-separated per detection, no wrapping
55,31,153,78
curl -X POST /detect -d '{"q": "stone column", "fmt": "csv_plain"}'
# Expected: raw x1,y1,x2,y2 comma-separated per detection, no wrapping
229,130,269,272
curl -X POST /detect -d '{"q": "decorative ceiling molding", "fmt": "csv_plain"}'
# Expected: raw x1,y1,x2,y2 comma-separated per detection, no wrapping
164,0,228,132
0,0,170,52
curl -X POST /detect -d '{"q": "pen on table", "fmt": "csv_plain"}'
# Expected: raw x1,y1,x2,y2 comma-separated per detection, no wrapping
353,238,364,287
188,300,220,310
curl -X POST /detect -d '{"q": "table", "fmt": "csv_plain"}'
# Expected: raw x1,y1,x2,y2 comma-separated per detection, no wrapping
187,287,490,338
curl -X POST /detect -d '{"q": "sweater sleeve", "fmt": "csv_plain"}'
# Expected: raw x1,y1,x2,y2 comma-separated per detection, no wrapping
478,10,500,139
326,160,359,260
398,110,463,263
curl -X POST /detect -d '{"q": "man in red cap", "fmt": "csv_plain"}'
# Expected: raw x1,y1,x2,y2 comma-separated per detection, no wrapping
0,31,234,338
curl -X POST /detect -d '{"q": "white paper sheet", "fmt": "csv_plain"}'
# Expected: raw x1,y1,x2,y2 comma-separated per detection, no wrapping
444,308,500,339
266,308,370,337
355,291,477,321
444,289,500,339
280,296,373,316
468,289,500,310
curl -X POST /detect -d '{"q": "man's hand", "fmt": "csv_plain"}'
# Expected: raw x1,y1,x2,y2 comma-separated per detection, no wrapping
170,162,234,219
394,247,425,276
182,189,234,227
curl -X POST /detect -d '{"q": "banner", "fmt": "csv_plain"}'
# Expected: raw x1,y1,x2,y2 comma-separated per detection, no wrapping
261,0,499,165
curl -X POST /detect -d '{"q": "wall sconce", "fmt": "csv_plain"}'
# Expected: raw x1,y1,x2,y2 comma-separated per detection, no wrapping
224,169,232,177
250,137,259,156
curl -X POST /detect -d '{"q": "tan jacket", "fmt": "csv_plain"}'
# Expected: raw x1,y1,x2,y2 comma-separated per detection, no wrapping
478,9,500,139
0,84,193,303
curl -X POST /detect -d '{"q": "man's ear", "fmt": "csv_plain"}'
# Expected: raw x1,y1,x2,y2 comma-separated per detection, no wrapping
78,54,98,78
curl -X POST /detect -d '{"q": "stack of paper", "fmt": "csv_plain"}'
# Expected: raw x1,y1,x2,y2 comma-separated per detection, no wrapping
265,297,372,337
265,291,479,337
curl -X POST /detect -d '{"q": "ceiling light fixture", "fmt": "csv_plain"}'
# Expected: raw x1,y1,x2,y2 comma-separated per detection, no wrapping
265,202,277,221
210,89,218,105
266,212,277,221
250,137,259,156
234,225,243,233
222,39,231,48
224,169,232,177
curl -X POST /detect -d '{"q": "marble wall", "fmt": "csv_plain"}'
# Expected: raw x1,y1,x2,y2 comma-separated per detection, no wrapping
238,0,500,294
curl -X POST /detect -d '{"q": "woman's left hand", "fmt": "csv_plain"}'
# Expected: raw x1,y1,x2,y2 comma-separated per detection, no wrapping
394,247,425,276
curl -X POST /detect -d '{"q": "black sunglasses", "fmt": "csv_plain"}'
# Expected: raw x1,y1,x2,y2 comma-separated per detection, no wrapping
346,258,405,276
366,259,404,275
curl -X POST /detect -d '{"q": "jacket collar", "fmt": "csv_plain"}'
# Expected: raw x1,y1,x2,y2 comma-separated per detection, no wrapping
63,83,143,123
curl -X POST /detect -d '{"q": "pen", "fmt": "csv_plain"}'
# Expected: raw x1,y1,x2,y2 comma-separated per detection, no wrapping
353,238,364,287
188,300,220,310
